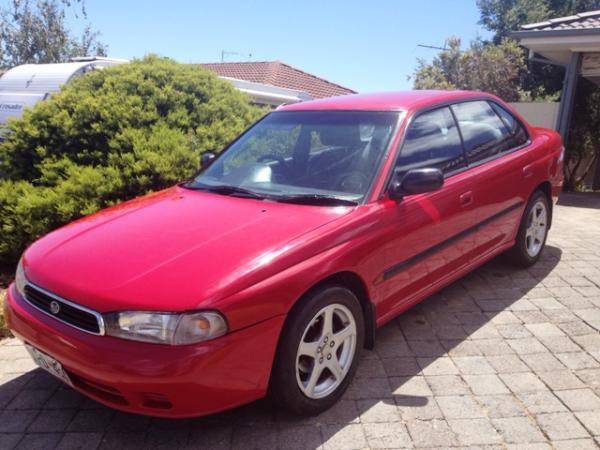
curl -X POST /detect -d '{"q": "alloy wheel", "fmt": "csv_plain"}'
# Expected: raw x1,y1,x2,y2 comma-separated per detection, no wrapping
525,200,547,257
295,303,357,399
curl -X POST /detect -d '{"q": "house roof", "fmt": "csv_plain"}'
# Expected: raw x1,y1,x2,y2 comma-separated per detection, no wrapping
198,61,356,99
518,10,600,33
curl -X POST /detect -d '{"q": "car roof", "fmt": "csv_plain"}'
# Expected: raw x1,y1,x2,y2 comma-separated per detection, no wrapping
278,90,497,112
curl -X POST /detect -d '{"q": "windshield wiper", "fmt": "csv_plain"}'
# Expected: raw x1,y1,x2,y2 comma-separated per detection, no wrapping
274,194,358,206
185,184,265,200
184,184,357,205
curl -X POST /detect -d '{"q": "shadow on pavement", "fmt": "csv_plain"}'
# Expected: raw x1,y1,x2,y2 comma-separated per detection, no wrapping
558,191,600,210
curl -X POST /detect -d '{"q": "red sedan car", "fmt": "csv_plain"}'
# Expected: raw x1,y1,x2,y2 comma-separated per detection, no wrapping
5,91,563,417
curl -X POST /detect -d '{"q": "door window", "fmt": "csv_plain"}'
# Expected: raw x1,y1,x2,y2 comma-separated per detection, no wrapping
396,106,466,177
451,101,510,164
489,102,529,151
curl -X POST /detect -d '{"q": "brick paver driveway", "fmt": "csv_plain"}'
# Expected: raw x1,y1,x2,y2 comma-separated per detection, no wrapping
1,193,600,450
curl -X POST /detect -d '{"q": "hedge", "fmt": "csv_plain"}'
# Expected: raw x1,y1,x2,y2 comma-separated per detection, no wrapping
0,56,266,264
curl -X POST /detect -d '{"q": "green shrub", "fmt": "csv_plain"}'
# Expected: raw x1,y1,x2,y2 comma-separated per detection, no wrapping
0,56,266,265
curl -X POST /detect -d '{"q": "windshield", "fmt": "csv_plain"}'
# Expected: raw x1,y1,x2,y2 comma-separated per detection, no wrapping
186,110,399,204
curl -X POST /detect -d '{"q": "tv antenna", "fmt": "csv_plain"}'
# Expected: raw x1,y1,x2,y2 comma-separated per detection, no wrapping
417,43,447,51
221,50,252,62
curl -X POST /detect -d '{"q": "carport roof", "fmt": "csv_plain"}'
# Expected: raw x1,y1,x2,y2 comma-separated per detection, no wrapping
511,10,600,145
520,10,600,32
511,10,600,65
512,10,600,39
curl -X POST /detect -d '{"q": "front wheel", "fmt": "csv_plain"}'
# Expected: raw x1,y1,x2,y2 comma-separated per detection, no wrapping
507,190,550,267
269,286,364,415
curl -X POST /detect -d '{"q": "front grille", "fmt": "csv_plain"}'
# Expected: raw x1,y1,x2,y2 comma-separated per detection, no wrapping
23,284,103,334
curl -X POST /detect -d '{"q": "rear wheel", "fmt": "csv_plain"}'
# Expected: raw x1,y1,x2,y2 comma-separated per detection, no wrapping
269,285,364,415
507,190,549,267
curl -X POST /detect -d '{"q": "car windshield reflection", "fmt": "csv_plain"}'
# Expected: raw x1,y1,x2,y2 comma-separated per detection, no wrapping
186,110,400,204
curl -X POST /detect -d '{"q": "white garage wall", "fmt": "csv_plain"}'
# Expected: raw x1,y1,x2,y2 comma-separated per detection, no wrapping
508,102,559,130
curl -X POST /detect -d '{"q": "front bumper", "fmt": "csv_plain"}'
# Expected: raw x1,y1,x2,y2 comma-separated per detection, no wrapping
5,284,285,418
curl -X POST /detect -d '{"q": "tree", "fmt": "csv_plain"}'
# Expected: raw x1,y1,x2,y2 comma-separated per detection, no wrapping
478,0,600,43
0,56,266,264
478,0,551,44
413,37,530,102
0,0,106,69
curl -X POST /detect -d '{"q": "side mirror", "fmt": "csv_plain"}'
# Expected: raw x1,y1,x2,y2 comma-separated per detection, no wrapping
201,152,216,168
389,168,444,199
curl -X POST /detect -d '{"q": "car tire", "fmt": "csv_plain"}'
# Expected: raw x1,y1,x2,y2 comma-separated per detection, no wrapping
507,190,550,268
269,285,364,416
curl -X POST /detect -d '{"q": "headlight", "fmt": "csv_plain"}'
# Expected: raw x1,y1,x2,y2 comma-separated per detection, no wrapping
104,310,228,345
15,257,27,297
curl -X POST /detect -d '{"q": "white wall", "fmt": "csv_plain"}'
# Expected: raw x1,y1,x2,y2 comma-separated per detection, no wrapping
508,102,559,130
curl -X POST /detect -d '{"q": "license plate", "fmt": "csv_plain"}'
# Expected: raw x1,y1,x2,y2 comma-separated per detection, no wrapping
25,344,72,386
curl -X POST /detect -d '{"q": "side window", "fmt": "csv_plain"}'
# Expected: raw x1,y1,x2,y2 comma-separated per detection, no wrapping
451,101,510,164
397,106,466,177
489,102,529,151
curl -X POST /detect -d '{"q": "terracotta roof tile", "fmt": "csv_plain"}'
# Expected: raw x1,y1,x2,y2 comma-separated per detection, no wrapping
198,61,356,99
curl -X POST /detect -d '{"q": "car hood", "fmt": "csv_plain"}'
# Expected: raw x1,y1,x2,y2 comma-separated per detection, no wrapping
24,186,353,312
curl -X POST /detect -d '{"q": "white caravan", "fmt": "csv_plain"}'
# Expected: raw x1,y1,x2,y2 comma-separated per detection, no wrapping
0,57,127,134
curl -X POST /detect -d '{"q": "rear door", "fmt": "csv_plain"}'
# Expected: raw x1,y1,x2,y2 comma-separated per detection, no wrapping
378,106,479,317
450,100,531,258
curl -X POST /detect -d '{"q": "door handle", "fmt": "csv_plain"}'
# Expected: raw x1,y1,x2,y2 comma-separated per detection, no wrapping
459,191,474,207
523,164,534,178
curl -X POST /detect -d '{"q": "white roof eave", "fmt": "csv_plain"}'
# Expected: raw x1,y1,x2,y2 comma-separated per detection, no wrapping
219,76,312,104
518,33,600,64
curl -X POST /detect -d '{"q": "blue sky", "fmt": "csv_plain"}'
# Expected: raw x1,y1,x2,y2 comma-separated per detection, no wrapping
69,0,491,93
